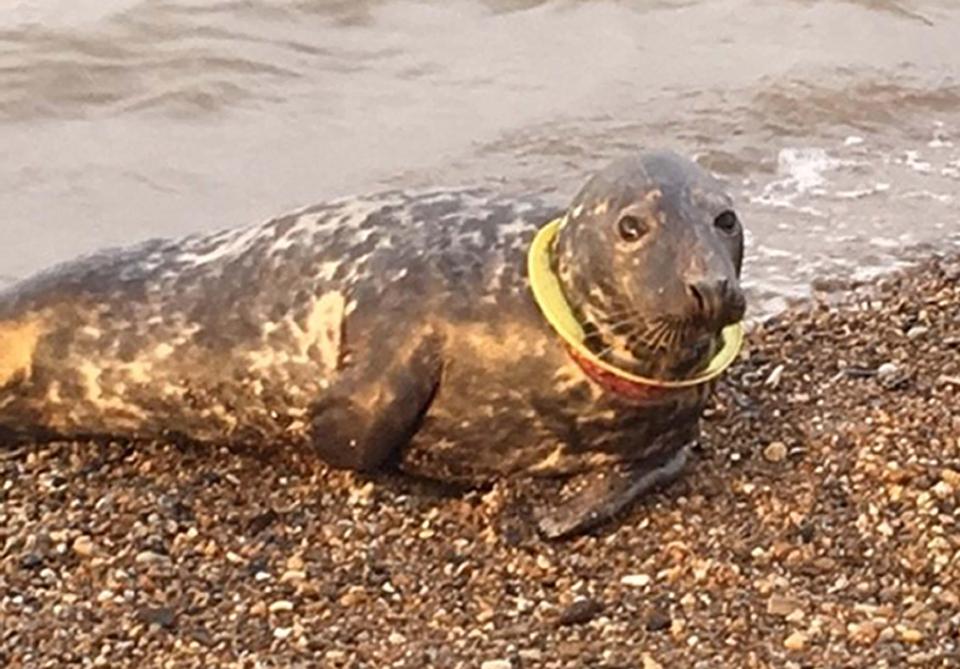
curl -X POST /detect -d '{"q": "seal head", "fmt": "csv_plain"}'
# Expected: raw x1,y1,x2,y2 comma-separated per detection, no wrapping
552,151,745,380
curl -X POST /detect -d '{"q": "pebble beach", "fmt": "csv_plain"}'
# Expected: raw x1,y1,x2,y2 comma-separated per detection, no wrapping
4,1,960,667
2,253,958,668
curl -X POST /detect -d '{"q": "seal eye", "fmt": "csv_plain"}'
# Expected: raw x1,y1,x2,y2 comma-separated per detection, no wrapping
714,210,739,234
617,215,649,243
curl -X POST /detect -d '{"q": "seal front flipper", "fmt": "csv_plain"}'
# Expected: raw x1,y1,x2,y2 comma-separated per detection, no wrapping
309,332,443,472
535,444,692,539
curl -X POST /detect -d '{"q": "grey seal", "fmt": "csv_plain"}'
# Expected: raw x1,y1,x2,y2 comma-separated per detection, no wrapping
0,150,745,538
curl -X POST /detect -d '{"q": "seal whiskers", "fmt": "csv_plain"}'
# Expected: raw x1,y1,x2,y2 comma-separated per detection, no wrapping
583,309,707,379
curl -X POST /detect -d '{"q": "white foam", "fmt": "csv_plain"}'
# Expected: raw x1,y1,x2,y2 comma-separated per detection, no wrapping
869,237,900,250
928,123,953,148
904,150,933,174
834,188,875,200
497,216,532,238
900,190,953,204
778,147,839,192
754,244,798,259
750,147,842,216
833,182,891,200
10,0,139,28
851,261,911,283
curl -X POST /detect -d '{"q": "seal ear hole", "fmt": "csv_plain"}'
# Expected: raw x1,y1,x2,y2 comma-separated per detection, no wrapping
616,215,649,243
714,210,739,234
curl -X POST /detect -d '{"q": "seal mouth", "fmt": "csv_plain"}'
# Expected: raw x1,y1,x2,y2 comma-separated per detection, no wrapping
528,217,743,390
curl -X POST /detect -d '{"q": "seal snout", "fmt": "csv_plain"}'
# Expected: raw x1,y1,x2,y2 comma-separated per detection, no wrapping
685,277,745,327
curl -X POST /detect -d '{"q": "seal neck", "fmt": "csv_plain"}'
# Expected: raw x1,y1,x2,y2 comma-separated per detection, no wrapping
527,217,743,401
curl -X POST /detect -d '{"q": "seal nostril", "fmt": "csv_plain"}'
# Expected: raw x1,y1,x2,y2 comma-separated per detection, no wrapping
687,284,706,315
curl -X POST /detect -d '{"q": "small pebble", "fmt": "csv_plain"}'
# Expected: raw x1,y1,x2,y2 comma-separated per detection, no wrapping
269,600,294,614
134,550,166,565
480,661,512,669
620,573,651,587
339,587,365,607
784,631,808,651
906,326,929,339
942,469,960,487
877,362,899,378
765,364,785,387
642,654,664,669
20,553,43,570
767,595,803,617
785,609,805,623
645,609,671,632
280,569,307,584
900,628,924,644
136,606,176,629
763,441,788,463
931,481,954,499
72,535,95,558
877,362,908,389
558,597,602,626
246,509,278,535
848,621,879,646
388,632,406,645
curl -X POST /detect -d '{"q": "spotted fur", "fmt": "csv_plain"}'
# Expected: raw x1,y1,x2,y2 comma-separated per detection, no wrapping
0,151,745,538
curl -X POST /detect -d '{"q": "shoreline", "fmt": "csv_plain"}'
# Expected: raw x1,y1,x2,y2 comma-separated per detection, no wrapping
1,251,958,668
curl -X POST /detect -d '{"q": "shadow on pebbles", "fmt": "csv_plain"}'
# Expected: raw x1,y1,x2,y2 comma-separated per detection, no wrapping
2,255,959,668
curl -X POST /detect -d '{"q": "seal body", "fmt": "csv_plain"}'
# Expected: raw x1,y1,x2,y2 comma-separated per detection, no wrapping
0,151,745,537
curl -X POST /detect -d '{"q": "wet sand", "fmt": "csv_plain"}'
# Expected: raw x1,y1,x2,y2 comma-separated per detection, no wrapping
1,253,958,668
